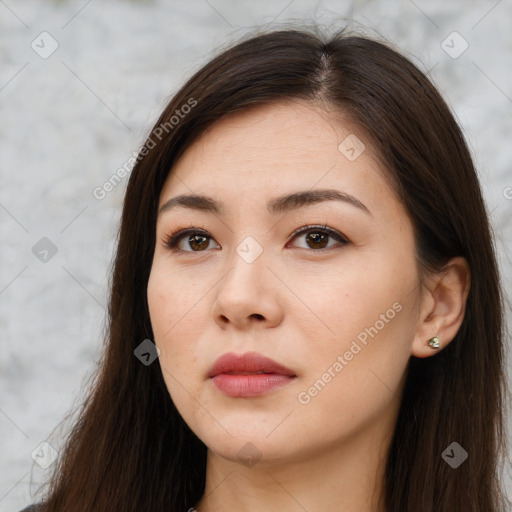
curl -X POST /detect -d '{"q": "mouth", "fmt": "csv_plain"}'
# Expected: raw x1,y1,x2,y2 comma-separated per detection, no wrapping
208,352,296,397
208,351,296,378
224,371,270,375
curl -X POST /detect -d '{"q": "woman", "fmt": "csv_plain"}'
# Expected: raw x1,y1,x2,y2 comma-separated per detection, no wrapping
24,27,509,511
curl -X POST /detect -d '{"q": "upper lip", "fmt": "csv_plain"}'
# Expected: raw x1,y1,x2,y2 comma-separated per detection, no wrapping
208,351,296,378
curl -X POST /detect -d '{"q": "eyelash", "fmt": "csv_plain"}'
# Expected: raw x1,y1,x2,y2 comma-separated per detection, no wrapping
162,223,350,254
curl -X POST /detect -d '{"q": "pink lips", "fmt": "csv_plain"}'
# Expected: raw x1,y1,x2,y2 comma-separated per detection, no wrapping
208,351,296,397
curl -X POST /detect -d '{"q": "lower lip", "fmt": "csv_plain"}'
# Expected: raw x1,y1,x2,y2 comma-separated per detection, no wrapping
211,374,295,397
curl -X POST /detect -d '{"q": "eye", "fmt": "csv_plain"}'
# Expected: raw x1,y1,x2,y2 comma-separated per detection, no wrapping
287,224,349,251
162,224,349,254
163,228,220,253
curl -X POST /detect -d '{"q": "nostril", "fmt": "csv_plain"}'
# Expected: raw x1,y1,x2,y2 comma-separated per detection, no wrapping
251,314,264,320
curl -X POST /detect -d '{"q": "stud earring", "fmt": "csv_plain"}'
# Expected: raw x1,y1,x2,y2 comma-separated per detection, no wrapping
428,336,440,349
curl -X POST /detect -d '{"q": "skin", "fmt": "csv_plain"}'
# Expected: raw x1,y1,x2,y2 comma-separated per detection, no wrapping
147,100,470,512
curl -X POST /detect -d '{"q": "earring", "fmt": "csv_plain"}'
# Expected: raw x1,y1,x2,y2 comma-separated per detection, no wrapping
428,336,440,349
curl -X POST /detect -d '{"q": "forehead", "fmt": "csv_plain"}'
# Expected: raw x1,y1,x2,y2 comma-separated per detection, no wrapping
158,100,395,218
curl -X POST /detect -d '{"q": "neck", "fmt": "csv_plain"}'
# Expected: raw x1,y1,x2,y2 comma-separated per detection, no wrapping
194,412,394,512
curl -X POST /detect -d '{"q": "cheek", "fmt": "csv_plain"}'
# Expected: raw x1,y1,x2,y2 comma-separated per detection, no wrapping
147,263,202,363
290,249,418,399
147,264,209,417
291,284,414,443
288,253,414,348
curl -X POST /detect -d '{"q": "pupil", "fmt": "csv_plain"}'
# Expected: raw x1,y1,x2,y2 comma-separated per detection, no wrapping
189,235,208,251
307,232,328,249
186,232,329,251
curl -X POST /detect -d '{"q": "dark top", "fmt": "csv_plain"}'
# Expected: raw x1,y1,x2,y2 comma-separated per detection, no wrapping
19,506,39,512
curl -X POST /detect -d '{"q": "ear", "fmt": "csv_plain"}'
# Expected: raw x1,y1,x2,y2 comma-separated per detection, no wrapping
411,257,471,358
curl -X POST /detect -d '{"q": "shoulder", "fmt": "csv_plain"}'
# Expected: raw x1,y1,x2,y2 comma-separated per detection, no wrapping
19,505,40,512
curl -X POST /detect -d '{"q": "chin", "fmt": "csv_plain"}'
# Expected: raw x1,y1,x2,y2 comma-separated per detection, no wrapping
193,424,297,465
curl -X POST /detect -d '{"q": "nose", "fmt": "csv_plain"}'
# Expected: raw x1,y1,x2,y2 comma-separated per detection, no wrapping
211,247,284,331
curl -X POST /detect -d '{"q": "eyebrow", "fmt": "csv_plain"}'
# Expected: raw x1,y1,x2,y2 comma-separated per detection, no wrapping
158,189,371,217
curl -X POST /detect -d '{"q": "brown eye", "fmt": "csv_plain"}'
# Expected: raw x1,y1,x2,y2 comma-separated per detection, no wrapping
288,225,349,251
164,229,220,252
305,231,329,249
186,234,210,251
164,225,349,254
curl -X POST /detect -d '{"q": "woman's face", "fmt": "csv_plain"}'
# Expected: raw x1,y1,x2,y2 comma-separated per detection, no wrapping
147,100,424,465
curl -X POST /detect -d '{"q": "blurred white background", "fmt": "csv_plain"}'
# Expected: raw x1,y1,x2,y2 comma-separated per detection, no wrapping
1,0,511,510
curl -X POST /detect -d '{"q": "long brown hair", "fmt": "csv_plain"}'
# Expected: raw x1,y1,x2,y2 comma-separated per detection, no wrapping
34,27,510,512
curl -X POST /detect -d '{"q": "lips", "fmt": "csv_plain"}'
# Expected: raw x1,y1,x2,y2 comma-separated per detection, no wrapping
208,351,296,398
208,351,296,378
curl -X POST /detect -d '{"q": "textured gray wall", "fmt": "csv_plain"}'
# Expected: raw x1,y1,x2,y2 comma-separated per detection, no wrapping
1,0,511,510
